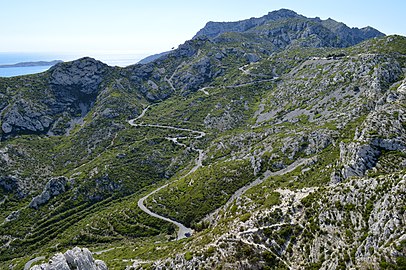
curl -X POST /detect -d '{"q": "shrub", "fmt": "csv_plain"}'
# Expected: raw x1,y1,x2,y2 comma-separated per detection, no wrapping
184,251,193,261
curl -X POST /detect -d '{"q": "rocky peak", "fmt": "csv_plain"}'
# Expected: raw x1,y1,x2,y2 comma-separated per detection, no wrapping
29,177,70,209
360,25,386,39
193,9,301,39
264,8,301,20
320,18,385,45
50,57,109,98
0,57,111,139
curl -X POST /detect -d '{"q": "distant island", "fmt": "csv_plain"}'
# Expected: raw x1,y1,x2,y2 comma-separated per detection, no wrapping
0,60,63,68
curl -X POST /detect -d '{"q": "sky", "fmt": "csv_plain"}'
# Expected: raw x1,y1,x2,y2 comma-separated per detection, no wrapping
1,0,405,59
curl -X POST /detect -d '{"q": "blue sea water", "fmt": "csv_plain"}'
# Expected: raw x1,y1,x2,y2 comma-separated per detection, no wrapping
0,66,52,77
0,52,148,77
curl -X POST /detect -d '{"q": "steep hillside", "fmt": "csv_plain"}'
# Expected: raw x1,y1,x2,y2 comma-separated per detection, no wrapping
138,36,406,269
0,9,404,270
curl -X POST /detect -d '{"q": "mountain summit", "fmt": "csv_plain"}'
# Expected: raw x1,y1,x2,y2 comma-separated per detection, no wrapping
194,9,302,38
194,9,384,48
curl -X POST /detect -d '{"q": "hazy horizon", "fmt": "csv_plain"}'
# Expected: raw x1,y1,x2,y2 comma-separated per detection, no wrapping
1,0,405,57
0,51,150,67
0,52,150,77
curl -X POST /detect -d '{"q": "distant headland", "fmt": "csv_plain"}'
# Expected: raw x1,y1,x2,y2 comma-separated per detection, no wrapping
0,60,62,68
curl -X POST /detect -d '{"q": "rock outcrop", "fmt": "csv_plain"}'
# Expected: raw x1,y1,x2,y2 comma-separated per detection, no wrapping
148,174,405,270
1,99,52,136
194,9,301,39
50,57,108,99
0,57,110,139
338,86,406,180
29,177,70,209
339,142,381,178
0,175,25,198
30,247,107,270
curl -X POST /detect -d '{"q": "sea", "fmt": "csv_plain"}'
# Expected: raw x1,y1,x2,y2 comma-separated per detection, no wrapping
0,52,148,78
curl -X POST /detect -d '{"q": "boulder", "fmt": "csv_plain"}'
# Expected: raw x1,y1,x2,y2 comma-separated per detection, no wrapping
29,177,70,209
30,247,108,270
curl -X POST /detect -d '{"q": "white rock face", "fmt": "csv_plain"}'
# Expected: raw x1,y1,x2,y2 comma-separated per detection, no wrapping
339,142,380,178
29,177,69,209
147,174,405,270
397,78,406,93
30,247,108,270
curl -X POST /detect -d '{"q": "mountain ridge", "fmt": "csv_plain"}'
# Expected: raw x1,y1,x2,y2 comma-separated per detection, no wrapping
194,9,384,46
194,9,304,38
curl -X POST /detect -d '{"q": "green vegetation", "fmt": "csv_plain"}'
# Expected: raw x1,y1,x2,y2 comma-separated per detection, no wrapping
0,11,405,269
147,159,256,227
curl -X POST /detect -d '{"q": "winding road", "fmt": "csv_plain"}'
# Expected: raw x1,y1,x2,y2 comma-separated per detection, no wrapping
129,106,206,240
24,256,45,270
128,66,282,240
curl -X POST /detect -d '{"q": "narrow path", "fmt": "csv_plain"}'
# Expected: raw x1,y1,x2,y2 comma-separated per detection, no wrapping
198,86,213,96
134,105,151,120
24,256,45,270
204,157,316,223
239,64,277,78
224,64,280,89
226,77,278,88
238,223,293,236
227,237,293,269
238,64,251,76
164,76,176,92
128,122,205,139
93,247,115,255
164,62,185,93
128,105,206,240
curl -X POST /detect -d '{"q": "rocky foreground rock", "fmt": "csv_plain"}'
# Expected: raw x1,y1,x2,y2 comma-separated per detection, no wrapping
30,247,107,270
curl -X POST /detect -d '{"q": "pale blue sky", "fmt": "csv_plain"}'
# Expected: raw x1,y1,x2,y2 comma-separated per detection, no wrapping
1,0,405,56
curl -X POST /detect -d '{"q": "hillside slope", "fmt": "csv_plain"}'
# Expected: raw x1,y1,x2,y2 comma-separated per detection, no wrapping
0,9,404,270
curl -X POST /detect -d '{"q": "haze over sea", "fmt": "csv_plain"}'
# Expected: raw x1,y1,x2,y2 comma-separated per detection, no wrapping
0,52,148,77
